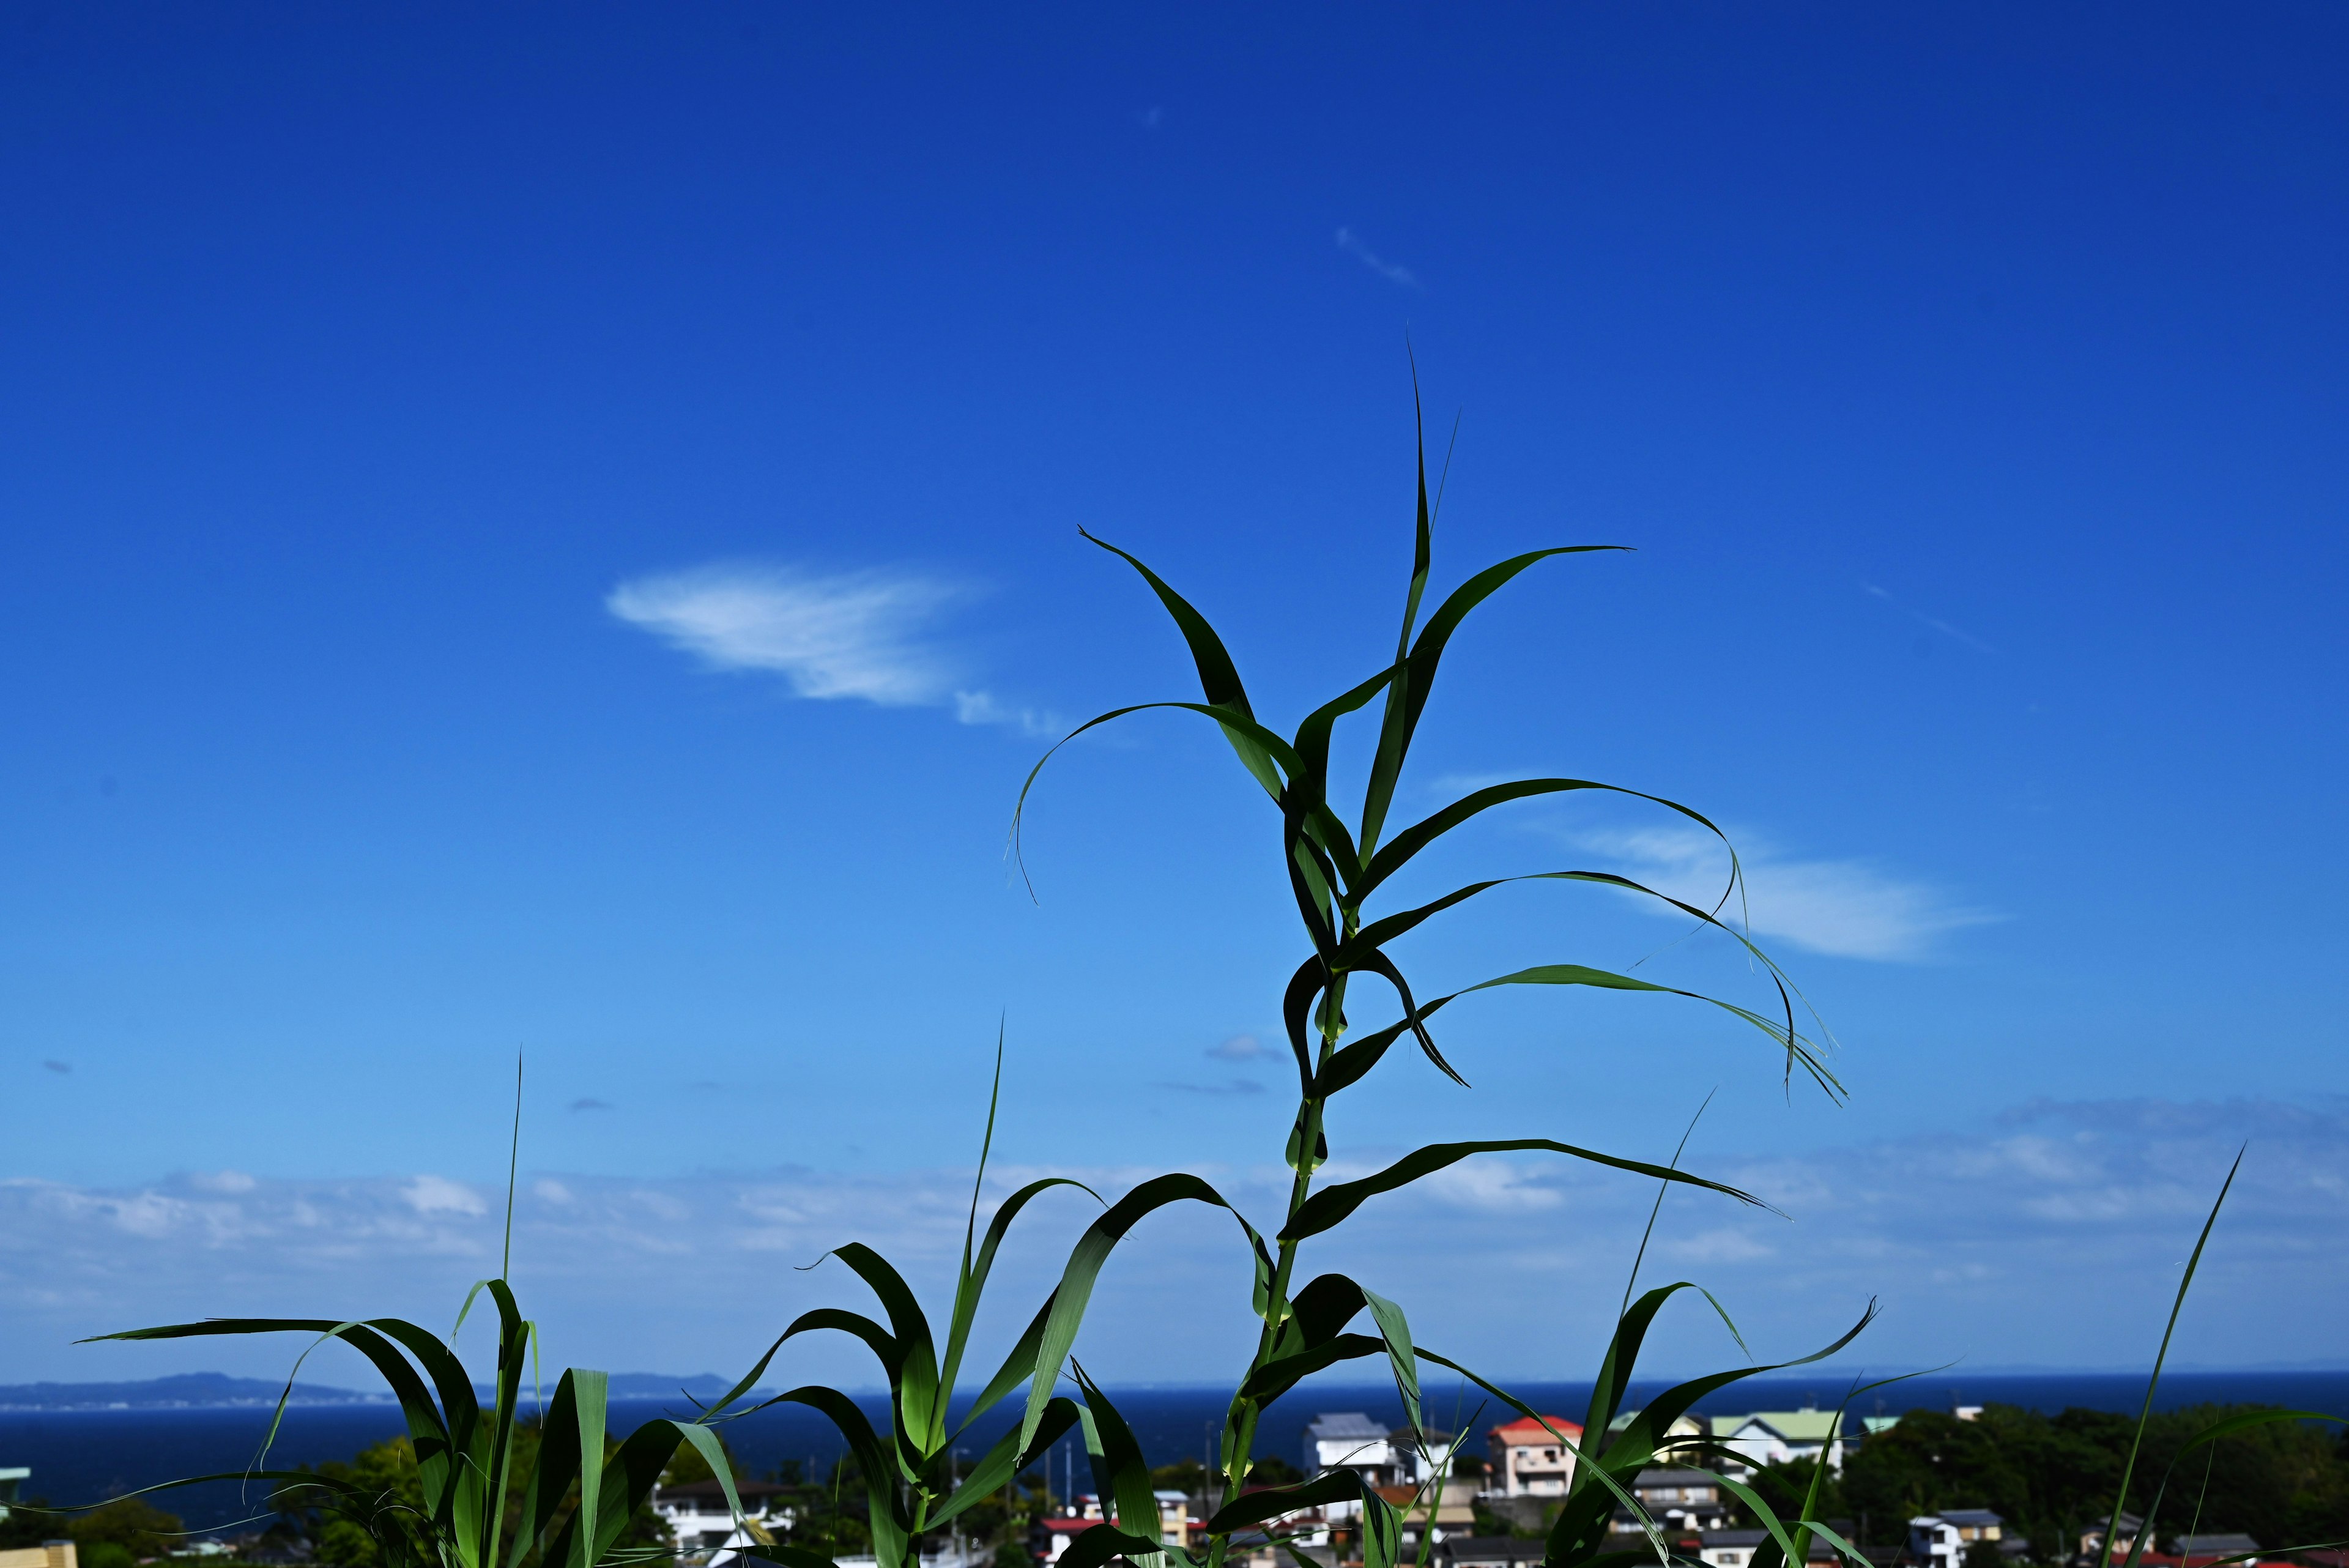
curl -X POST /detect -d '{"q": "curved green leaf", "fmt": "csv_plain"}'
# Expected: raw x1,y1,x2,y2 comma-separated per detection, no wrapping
1362,776,1723,896
929,1395,1082,1528
1019,1173,1270,1455
1282,1139,1765,1242
1072,1364,1168,1566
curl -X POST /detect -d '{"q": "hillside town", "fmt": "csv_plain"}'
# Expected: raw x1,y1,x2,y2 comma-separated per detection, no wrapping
6,1398,2342,1568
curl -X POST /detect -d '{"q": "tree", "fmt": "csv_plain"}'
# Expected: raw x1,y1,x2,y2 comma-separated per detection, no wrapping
69,1497,185,1564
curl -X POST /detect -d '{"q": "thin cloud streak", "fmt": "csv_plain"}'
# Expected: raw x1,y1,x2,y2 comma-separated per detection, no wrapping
1864,582,1997,655
1336,227,1420,287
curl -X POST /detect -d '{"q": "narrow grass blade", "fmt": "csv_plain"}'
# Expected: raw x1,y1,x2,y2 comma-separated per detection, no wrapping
2096,1149,2243,1568
1282,1139,1767,1242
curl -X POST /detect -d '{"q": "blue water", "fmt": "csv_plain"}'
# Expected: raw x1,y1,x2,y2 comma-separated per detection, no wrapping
7,1373,2345,1535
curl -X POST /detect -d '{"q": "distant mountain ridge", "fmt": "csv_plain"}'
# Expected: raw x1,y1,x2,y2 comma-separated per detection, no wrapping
0,1373,394,1411
0,1372,759,1411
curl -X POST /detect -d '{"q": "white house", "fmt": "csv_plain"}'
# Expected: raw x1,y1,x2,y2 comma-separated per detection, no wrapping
1699,1528,1770,1568
1307,1413,1402,1485
1710,1410,1847,1475
651,1477,795,1563
1909,1509,2005,1568
2079,1514,2145,1561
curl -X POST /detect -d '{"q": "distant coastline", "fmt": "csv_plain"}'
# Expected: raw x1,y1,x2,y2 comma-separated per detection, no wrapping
0,1370,759,1412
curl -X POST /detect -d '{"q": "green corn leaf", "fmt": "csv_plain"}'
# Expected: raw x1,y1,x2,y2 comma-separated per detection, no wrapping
1361,776,1721,897
1605,1300,1877,1470
1355,385,1438,863
942,1181,1097,1402
1359,1287,1425,1437
1579,1282,1744,1457
956,1293,1059,1435
1239,1333,1387,1403
1020,1173,1270,1455
1205,1471,1376,1535
1072,1364,1170,1567
1291,666,1394,800
823,1243,942,1460
505,1367,603,1568
929,1395,1083,1528
1057,1525,1174,1568
744,1546,851,1568
81,1318,458,1514
1311,1005,1452,1099
2173,1405,2345,1457
1011,700,1311,896
1282,1139,1765,1243
1546,1302,1880,1567
1408,1348,1667,1568
1361,547,1631,861
2097,1150,2243,1568
738,1386,911,1564
1460,962,1835,1099
1078,529,1278,795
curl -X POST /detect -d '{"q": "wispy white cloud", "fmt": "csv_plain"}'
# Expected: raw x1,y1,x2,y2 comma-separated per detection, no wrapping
1206,1033,1269,1061
1863,582,1997,655
607,562,963,706
951,689,1061,738
610,562,1061,740
1563,825,2000,962
4,1099,2344,1383
1335,227,1420,288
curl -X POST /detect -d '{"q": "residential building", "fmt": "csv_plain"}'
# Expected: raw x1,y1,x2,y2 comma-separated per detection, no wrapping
1909,1510,2005,1568
1436,1537,1550,1568
1377,1481,1478,1553
1307,1413,1403,1487
1711,1410,1848,1475
2175,1535,2261,1566
1390,1428,1461,1488
1606,1410,1707,1460
1485,1415,1585,1497
1700,1529,1773,1568
650,1477,794,1562
2079,1512,2145,1560
1069,1491,1192,1548
0,1548,74,1568
0,1468,26,1525
1607,1468,1735,1537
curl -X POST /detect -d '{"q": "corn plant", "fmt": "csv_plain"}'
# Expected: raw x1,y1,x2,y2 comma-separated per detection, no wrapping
88,1277,746,1568
969,398,1863,1568
699,1044,1101,1568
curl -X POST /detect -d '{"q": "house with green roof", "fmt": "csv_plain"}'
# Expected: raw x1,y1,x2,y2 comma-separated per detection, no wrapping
1709,1407,1847,1474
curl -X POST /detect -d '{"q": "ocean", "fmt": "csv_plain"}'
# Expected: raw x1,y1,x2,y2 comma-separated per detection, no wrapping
6,1372,2345,1535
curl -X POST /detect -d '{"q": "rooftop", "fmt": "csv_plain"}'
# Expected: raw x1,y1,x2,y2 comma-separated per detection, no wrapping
1715,1410,1844,1443
1308,1412,1390,1440
1489,1414,1584,1440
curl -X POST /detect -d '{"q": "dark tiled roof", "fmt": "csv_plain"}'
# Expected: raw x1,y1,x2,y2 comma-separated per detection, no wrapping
659,1479,790,1500
1439,1537,1551,1565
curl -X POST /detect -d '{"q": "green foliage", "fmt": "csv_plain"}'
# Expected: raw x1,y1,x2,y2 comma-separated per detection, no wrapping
0,1495,59,1551
89,1280,737,1568
1842,1403,2349,1556
1244,1458,1302,1487
69,1496,185,1561
78,1542,134,1568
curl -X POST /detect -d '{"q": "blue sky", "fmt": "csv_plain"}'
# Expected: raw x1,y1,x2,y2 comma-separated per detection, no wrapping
2,5,2345,1385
